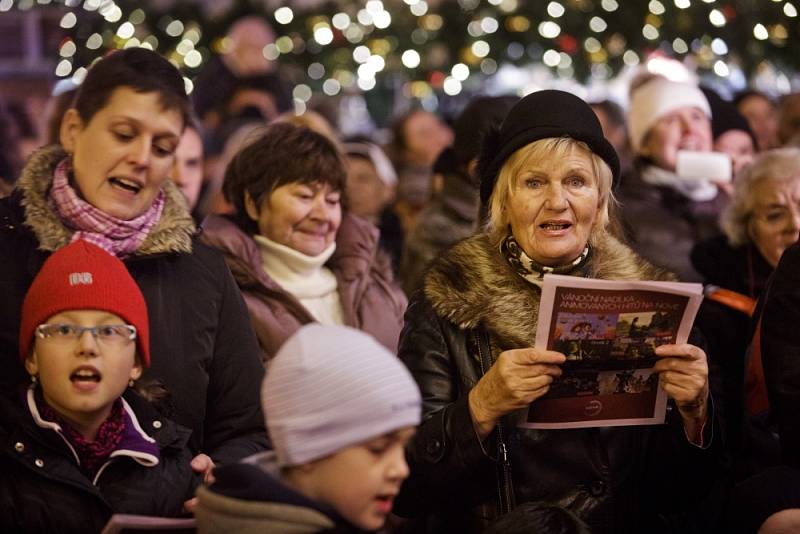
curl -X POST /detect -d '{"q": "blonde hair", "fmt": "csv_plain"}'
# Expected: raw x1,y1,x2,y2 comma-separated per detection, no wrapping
485,137,616,248
721,147,800,246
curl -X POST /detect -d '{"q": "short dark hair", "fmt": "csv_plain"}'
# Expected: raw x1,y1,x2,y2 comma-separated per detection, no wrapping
223,121,346,235
590,99,627,130
73,48,190,128
732,89,774,109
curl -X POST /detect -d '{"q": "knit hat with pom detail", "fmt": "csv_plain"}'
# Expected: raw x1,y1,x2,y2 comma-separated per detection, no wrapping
262,324,421,467
20,239,150,366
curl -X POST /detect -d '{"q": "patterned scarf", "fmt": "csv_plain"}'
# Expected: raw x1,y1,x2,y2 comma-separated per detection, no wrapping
502,233,591,286
48,158,165,258
38,391,126,479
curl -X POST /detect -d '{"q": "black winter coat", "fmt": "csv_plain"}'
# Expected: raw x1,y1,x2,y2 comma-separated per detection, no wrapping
0,146,268,463
0,389,199,533
394,232,723,534
761,241,800,468
691,237,777,470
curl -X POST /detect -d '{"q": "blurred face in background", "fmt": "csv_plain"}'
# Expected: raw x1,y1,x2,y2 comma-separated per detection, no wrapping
639,106,713,172
402,111,453,167
345,156,394,222
748,178,800,267
714,130,755,177
737,94,779,151
591,105,628,157
778,94,800,146
170,127,204,210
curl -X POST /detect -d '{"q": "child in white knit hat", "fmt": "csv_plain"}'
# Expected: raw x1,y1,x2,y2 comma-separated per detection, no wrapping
195,324,421,533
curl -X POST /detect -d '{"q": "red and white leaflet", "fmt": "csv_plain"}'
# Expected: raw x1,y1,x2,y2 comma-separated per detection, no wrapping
519,274,703,429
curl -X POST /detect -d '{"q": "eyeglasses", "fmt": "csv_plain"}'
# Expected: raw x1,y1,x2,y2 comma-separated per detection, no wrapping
35,324,137,346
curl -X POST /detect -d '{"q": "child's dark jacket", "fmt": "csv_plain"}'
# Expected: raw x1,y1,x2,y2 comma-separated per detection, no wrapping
0,387,198,533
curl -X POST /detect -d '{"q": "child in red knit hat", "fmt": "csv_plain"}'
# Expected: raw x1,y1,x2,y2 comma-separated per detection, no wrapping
0,240,198,533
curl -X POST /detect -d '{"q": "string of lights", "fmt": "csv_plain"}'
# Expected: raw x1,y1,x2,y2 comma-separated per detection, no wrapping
2,0,798,101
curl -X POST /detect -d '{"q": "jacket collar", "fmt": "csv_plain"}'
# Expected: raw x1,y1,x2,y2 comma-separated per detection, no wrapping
17,145,195,255
200,212,380,287
423,231,670,350
27,386,160,469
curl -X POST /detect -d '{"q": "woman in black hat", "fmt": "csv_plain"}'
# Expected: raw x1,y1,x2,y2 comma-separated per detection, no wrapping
394,90,720,533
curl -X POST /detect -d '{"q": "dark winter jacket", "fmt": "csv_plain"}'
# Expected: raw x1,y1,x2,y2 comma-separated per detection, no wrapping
0,387,198,533
691,237,775,463
617,163,727,282
394,231,721,534
199,213,407,361
196,452,363,534
399,168,480,296
0,146,268,463
761,241,800,468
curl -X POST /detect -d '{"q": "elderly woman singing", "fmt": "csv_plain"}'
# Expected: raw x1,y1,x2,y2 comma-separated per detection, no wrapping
394,91,721,534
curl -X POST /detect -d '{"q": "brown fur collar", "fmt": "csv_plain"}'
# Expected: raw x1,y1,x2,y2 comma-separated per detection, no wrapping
17,145,195,254
424,231,671,350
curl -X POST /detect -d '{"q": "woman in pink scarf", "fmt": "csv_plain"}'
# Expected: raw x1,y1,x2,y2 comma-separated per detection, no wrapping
0,49,268,509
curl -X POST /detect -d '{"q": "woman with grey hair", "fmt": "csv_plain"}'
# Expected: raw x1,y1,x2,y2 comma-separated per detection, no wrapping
691,147,800,470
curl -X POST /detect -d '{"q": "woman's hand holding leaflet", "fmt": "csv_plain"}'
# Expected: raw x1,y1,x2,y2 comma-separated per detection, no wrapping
653,343,710,443
468,348,565,440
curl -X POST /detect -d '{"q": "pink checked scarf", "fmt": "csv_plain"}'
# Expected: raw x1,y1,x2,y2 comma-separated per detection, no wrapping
48,158,165,259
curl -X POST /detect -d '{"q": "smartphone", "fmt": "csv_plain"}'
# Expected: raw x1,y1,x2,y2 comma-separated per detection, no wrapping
675,150,732,183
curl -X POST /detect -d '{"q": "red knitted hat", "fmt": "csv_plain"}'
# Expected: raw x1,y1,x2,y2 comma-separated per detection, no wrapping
19,240,150,366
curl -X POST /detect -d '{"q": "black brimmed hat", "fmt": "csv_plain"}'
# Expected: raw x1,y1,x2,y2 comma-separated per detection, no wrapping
477,89,620,205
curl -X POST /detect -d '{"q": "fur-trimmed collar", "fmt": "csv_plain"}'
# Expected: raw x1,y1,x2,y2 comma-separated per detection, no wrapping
424,232,671,350
17,145,195,255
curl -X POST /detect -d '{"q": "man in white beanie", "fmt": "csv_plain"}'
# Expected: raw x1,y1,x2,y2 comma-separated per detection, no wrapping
617,76,728,281
194,324,421,533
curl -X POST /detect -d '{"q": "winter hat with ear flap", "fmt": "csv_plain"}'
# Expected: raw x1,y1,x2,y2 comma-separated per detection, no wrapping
19,239,150,366
262,324,421,467
477,89,620,206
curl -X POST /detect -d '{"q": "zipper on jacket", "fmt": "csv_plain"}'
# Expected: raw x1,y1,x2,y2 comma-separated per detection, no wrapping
496,426,514,514
474,331,515,515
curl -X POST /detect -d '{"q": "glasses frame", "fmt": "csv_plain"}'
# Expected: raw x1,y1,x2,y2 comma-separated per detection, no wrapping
35,323,138,342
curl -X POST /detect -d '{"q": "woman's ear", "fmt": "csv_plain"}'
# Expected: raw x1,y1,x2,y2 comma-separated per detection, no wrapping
244,191,260,222
59,109,83,153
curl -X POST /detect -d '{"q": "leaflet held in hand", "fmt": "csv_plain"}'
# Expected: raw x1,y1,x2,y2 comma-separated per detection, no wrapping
520,274,703,429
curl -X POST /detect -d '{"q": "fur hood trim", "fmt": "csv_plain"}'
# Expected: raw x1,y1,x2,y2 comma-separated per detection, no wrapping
424,231,670,350
17,145,195,255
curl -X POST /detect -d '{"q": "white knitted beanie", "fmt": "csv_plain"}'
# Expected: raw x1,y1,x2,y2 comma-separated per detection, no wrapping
627,78,711,153
262,324,421,467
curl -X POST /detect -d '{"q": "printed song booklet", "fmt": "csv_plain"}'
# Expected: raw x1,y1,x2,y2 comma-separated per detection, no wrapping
520,274,703,429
